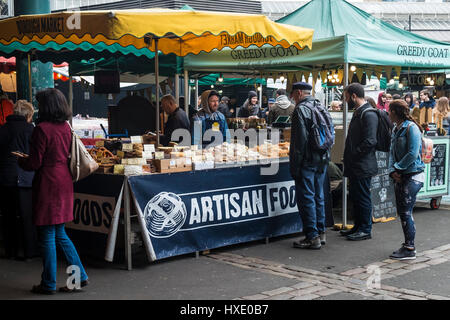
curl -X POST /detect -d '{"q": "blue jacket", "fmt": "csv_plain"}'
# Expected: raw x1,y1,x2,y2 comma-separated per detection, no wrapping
191,109,230,147
419,97,436,109
389,120,425,176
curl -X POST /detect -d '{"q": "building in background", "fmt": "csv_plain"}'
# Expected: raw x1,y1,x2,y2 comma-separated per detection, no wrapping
51,0,261,14
259,0,450,42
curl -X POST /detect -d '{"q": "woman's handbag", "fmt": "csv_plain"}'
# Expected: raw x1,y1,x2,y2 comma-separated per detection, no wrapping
67,122,99,182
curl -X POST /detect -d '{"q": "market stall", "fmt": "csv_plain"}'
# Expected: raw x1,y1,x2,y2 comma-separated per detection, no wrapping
0,9,314,269
184,0,450,225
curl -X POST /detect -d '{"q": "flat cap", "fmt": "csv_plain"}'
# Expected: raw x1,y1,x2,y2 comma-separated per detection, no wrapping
292,82,312,91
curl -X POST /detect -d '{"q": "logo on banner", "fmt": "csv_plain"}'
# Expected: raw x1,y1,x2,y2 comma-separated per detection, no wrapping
144,192,187,238
142,182,297,238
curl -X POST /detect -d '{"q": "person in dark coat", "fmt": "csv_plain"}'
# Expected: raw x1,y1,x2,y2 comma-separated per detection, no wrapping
342,83,379,241
0,100,38,260
238,91,260,118
160,94,190,146
289,82,331,250
17,88,88,295
218,96,232,118
419,89,436,109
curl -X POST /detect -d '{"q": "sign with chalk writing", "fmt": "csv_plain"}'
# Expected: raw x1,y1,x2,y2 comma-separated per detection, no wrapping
371,151,397,222
429,143,447,190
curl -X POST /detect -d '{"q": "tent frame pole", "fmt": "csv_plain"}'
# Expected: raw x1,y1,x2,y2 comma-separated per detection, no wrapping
27,53,32,104
69,76,73,126
184,69,189,114
342,63,349,229
155,38,160,146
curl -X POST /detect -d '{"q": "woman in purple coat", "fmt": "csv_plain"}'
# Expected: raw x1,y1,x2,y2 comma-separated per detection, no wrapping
17,88,88,295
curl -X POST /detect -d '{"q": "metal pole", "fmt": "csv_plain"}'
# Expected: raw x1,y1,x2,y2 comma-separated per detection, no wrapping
342,63,349,228
195,78,199,110
175,74,180,105
155,38,160,146
69,76,73,126
27,54,32,104
184,69,189,114
124,178,132,271
259,72,263,109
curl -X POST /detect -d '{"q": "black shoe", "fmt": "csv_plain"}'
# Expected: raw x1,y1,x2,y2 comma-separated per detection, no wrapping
390,245,416,260
293,236,321,250
346,231,372,241
31,284,56,295
340,228,357,236
319,232,326,245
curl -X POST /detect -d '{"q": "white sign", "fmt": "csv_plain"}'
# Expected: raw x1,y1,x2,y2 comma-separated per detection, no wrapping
67,193,116,234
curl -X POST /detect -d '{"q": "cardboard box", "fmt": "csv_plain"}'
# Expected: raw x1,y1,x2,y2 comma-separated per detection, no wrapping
154,159,171,172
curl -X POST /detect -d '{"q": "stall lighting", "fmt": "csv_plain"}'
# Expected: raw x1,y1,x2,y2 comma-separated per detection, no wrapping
279,76,285,82
426,77,432,82
398,83,404,89
218,73,223,82
350,65,356,72
218,90,223,94
389,79,395,84
430,80,435,86
328,74,333,80
257,86,262,91
333,73,338,79
211,85,214,88
446,74,450,79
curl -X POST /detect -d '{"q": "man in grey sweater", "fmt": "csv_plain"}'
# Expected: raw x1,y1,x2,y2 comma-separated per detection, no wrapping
268,88,295,125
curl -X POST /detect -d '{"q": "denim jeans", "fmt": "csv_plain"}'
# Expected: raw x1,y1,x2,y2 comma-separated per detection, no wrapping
37,224,88,291
394,177,423,248
295,165,328,240
349,176,373,234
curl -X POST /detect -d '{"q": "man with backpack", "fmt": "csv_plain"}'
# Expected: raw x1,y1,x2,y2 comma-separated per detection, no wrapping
290,82,334,250
342,83,381,241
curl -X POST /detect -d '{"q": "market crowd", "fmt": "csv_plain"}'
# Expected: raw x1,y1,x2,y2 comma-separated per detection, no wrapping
0,80,448,294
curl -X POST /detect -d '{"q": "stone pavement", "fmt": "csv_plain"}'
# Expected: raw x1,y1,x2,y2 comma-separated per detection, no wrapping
0,202,449,300
207,243,450,300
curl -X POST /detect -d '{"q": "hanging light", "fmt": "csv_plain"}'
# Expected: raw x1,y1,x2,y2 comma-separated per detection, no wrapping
426,77,432,83
333,73,338,79
211,85,214,88
279,76,285,82
350,65,356,72
218,73,223,82
257,86,262,92
398,83,404,89
218,90,223,94
430,80,435,86
389,79,395,84
327,74,333,80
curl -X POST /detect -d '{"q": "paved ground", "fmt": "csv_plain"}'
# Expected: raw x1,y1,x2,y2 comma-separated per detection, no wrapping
1,201,450,301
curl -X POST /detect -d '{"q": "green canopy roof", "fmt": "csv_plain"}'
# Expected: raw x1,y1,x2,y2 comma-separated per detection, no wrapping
184,0,450,72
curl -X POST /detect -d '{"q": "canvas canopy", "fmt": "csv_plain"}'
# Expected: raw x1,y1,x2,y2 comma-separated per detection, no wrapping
184,0,450,73
0,8,313,63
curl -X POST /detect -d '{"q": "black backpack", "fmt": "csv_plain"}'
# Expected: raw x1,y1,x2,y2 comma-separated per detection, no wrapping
360,108,393,152
305,100,335,153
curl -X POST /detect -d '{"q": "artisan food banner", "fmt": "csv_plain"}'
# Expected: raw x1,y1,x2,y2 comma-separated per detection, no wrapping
128,162,302,261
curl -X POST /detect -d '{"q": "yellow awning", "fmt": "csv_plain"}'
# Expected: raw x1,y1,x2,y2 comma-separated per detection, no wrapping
0,9,314,57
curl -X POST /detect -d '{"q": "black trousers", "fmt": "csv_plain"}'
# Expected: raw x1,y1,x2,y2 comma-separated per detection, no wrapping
0,186,39,259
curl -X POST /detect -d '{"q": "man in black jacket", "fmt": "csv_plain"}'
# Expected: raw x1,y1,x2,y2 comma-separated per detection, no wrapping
342,83,378,241
160,94,190,146
290,82,330,250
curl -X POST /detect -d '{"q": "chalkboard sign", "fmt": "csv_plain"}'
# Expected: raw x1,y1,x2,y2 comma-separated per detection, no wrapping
429,143,447,188
371,151,397,222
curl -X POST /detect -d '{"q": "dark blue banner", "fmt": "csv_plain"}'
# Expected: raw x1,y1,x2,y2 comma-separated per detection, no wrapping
128,162,302,261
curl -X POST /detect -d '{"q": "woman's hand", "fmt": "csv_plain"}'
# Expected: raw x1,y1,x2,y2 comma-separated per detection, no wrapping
391,172,402,183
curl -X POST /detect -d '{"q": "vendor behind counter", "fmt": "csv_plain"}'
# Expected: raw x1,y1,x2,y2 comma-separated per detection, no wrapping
160,94,190,146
